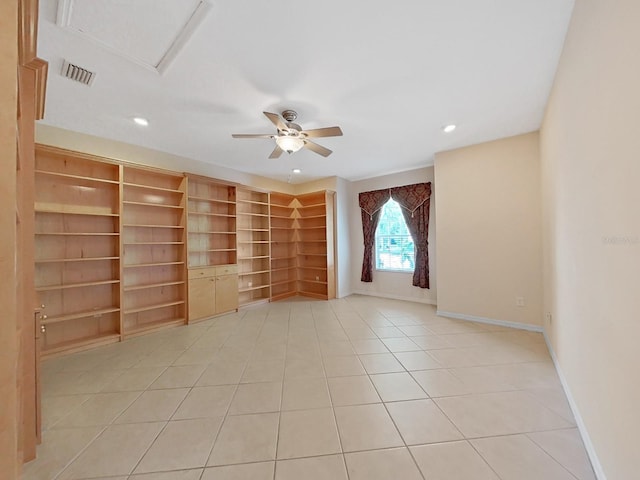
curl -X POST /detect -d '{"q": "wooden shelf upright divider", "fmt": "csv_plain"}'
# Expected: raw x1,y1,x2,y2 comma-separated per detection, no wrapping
121,167,187,336
34,146,122,357
236,188,271,306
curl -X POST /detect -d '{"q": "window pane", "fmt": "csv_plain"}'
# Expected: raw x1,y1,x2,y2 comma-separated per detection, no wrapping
375,199,414,272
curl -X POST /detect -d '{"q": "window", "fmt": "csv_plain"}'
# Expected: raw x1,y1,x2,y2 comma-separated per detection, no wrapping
375,199,414,272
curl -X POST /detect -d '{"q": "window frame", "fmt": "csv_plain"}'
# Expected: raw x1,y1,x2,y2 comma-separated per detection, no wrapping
374,199,415,274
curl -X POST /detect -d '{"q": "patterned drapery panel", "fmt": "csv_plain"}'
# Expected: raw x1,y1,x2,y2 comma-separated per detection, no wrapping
358,188,391,282
390,183,432,288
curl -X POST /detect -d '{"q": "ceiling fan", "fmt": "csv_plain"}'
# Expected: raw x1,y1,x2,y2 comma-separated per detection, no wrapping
232,110,343,158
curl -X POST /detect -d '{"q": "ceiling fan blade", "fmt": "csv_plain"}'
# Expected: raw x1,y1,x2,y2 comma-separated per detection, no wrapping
231,134,274,139
263,111,288,132
303,140,333,157
269,145,284,159
301,126,343,138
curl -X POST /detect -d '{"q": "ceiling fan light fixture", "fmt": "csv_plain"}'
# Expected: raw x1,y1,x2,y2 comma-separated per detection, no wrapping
276,135,304,153
442,124,456,133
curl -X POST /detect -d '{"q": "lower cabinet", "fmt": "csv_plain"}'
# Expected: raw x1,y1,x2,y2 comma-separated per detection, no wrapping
188,265,238,322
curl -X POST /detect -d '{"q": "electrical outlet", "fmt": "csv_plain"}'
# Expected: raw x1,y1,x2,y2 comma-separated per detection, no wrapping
546,312,552,323
248,281,252,287
516,297,525,307
315,276,319,281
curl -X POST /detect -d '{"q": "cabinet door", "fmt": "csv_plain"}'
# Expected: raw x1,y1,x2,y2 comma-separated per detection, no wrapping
189,277,216,321
215,274,239,314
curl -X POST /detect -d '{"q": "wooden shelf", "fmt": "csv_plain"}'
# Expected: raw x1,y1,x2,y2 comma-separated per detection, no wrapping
189,195,234,204
36,170,119,185
124,261,185,268
271,279,297,287
41,333,121,358
238,255,269,260
124,281,185,292
42,307,120,325
239,284,270,293
237,228,269,232
35,232,118,236
123,182,183,194
36,256,119,264
239,270,270,276
124,318,185,337
35,206,118,217
123,224,185,229
189,248,236,253
125,300,185,315
188,211,236,218
271,266,297,272
123,201,183,209
36,280,120,292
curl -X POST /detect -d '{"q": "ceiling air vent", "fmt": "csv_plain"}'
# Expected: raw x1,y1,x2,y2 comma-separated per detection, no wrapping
61,60,96,86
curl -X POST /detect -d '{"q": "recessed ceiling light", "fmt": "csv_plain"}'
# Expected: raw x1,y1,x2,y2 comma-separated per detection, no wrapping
443,124,456,133
292,168,302,174
133,117,149,126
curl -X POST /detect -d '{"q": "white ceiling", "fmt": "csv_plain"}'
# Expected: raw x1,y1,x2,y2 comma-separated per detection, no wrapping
38,0,575,184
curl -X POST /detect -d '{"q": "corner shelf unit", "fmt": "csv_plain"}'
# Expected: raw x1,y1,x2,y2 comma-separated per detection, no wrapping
34,146,122,357
121,167,187,337
236,188,271,306
295,191,336,300
269,192,298,301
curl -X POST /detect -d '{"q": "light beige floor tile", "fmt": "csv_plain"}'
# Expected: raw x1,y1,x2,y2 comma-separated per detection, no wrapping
228,382,282,414
57,422,164,479
135,418,223,473
277,408,341,459
54,391,141,428
51,369,123,395
371,326,405,338
472,434,576,480
351,339,389,354
284,357,325,379
149,365,207,389
208,413,279,466
334,403,403,452
410,441,499,480
323,355,366,377
525,387,576,423
116,388,189,424
398,326,433,337
528,429,596,480
275,454,348,480
197,361,246,386
345,447,423,480
241,359,285,383
21,426,103,480
100,367,166,392
173,385,236,419
370,372,427,402
252,342,287,361
202,462,274,480
435,391,574,437
410,335,454,350
136,349,185,367
320,340,355,356
281,377,332,410
386,399,463,445
328,375,381,406
425,348,480,368
394,351,441,370
410,369,471,397
130,469,203,479
447,365,519,394
172,348,219,366
40,394,90,430
381,337,422,352
358,353,404,374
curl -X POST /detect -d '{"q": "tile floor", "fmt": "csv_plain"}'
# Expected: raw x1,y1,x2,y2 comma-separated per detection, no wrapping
24,295,596,480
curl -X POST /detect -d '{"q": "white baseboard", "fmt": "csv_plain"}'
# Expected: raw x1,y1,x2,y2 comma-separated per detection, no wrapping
436,310,543,332
351,290,438,305
543,332,606,480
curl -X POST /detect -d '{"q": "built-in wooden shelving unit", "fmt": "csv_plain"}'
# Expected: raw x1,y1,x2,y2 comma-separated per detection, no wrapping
33,146,336,357
269,192,298,301
34,147,122,357
121,167,187,337
295,191,336,300
236,188,271,306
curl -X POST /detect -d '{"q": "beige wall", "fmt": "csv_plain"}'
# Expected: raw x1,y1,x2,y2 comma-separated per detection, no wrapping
434,133,542,328
540,0,640,478
349,167,437,304
0,1,19,477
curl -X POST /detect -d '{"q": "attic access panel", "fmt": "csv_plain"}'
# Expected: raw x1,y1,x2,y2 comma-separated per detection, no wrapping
56,0,210,73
